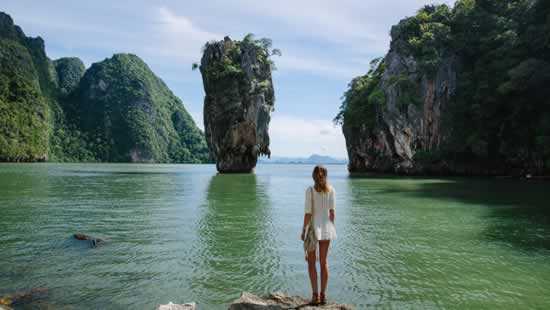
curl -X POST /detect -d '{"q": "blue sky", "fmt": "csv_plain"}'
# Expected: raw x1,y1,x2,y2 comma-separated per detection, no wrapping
3,0,455,158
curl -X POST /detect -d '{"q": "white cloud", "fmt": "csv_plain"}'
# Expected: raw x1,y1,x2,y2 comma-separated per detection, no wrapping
269,114,347,158
153,7,224,62
275,54,363,80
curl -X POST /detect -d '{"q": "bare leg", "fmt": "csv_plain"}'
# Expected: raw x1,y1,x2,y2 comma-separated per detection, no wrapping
307,249,318,297
319,240,330,295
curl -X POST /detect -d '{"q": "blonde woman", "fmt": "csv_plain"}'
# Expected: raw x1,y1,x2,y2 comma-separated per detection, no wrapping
301,165,337,305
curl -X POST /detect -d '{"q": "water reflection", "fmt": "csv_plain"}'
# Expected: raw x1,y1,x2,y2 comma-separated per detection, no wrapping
190,173,281,306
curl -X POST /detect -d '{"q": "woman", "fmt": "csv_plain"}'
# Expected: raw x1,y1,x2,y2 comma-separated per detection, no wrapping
301,165,337,305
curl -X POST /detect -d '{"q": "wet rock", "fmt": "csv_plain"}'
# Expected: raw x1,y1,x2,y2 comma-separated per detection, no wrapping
0,288,48,308
199,35,275,173
158,302,196,310
228,292,354,309
73,233,104,247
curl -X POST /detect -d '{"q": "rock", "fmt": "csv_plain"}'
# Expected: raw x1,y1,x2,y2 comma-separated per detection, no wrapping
228,292,354,310
199,35,275,173
158,302,196,310
0,288,48,308
343,15,456,175
73,233,104,247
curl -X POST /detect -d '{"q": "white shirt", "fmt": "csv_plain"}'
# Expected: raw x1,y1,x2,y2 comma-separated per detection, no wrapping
304,185,337,241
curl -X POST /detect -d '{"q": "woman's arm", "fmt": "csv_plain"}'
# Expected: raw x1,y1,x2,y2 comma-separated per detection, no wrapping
301,213,312,240
302,187,313,240
329,187,335,225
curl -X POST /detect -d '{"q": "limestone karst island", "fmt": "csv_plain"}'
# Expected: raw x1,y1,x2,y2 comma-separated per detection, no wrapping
1,1,550,309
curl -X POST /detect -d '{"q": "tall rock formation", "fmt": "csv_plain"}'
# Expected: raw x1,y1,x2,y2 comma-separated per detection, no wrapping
338,2,550,175
342,30,457,174
199,35,276,173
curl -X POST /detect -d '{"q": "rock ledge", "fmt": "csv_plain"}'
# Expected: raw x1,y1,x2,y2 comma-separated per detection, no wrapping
228,292,354,310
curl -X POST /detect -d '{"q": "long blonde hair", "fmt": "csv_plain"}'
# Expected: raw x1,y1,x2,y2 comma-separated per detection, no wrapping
312,165,330,193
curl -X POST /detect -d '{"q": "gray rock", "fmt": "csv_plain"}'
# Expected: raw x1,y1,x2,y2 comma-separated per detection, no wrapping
228,292,354,310
157,302,196,310
199,36,275,173
344,21,457,175
73,233,104,247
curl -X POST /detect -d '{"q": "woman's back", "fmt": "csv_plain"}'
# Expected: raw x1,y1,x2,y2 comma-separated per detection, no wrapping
305,185,336,241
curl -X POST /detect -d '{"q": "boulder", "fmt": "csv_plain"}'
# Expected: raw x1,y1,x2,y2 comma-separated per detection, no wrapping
158,302,196,310
228,292,354,310
73,233,104,247
0,288,48,308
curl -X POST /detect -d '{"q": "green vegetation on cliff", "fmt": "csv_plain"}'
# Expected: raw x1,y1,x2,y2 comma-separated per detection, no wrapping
0,12,208,163
72,54,208,163
0,13,50,161
335,57,385,128
54,57,86,96
337,0,550,173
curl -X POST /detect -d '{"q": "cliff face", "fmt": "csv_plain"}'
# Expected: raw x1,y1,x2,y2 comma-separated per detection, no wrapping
344,47,457,174
199,36,275,173
340,1,550,175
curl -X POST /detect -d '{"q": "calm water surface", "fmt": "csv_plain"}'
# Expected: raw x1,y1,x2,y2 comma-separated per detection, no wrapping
1,163,549,309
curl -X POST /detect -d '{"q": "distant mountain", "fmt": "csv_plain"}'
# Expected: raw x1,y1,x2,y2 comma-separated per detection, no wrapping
0,12,209,163
258,154,348,165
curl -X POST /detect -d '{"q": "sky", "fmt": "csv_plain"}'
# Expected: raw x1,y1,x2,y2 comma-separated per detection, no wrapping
3,0,456,158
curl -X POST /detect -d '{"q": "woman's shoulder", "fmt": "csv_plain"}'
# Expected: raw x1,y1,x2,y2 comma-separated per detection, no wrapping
329,185,336,194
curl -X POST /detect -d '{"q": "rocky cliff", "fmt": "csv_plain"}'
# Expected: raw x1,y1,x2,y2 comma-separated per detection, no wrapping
342,30,457,174
199,35,276,172
338,1,550,175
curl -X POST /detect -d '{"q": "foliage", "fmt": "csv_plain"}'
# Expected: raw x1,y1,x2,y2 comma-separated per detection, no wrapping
71,53,209,163
0,28,49,161
334,58,385,127
197,34,282,75
446,0,550,169
53,57,85,96
391,4,452,76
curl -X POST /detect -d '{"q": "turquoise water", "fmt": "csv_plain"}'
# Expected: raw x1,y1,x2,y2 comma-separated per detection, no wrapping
1,163,549,309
